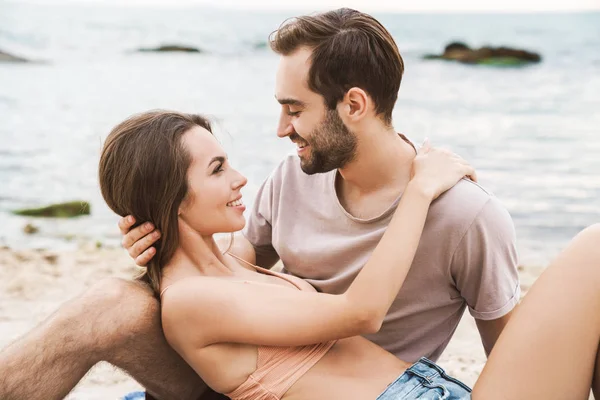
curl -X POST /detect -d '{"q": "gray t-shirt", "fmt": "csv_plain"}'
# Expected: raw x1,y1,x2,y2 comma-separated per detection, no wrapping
243,153,520,362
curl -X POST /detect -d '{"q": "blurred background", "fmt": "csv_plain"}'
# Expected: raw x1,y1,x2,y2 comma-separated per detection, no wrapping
1,0,599,265
1,0,599,398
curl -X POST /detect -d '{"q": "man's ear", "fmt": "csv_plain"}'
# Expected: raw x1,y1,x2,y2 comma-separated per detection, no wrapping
339,87,370,123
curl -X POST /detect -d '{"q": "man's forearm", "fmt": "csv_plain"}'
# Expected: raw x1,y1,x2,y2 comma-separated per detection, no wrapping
476,311,514,356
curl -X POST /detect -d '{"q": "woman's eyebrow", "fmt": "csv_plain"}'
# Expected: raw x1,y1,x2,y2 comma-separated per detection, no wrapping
207,156,226,168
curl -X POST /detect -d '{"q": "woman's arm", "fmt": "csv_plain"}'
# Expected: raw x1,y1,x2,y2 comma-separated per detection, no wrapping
163,147,474,348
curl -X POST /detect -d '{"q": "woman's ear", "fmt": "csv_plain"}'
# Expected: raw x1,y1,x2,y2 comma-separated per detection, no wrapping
178,191,192,217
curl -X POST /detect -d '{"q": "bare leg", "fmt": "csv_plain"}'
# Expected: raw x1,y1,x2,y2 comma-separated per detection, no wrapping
0,291,97,399
0,278,207,400
594,346,600,399
473,224,600,400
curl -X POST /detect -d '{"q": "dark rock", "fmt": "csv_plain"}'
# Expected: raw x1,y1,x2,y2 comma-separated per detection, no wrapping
13,201,91,218
136,44,202,53
23,223,39,234
0,49,29,63
423,42,541,66
445,42,470,53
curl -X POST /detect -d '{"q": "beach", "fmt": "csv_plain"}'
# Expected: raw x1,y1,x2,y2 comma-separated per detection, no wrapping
1,3,599,399
4,243,591,400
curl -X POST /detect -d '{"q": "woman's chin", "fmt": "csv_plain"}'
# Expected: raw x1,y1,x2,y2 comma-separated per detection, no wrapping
227,217,246,233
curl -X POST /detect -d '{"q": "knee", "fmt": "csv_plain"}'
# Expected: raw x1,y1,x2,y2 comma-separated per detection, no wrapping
575,224,600,251
84,277,156,310
583,223,600,237
82,278,161,341
564,224,600,275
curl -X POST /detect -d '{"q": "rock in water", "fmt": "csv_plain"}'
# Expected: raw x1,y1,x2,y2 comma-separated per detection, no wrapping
423,42,541,66
23,223,39,234
136,45,202,53
13,201,91,218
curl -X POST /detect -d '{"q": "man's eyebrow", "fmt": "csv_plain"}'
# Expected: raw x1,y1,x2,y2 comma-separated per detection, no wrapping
207,156,226,168
275,96,306,107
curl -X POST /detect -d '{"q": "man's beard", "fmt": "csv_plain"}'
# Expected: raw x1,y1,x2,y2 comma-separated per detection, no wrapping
293,110,357,175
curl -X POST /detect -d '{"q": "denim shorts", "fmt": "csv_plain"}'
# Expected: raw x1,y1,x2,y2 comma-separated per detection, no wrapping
376,358,472,399
121,391,145,400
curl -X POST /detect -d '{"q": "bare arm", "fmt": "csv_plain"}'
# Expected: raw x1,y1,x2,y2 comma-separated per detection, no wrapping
476,310,514,356
165,144,476,349
163,182,434,349
141,147,474,349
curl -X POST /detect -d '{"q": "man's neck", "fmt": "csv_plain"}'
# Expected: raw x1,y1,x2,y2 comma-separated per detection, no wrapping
337,124,416,196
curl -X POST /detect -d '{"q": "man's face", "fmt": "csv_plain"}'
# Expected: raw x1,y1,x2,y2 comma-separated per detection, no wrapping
275,47,357,175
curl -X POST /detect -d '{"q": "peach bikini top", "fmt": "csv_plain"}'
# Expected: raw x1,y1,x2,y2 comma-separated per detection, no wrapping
160,253,336,400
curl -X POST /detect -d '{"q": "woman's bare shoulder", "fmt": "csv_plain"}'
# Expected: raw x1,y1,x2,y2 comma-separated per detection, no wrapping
161,276,233,307
160,277,240,346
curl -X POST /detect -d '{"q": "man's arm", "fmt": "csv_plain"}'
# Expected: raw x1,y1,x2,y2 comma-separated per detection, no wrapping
451,194,520,356
476,310,514,357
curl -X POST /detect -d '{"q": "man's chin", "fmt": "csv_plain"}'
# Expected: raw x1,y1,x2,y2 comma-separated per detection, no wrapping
299,159,318,175
299,158,333,175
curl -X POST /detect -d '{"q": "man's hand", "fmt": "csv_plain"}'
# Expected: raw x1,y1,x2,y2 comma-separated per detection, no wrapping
118,216,161,266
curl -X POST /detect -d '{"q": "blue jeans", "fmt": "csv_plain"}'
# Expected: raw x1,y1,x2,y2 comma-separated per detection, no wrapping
376,358,472,399
121,391,145,400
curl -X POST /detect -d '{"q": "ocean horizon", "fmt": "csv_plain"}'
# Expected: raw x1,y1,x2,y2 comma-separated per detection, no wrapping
1,2,599,266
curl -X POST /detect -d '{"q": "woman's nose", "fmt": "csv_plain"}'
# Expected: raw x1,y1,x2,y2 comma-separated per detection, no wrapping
232,170,247,190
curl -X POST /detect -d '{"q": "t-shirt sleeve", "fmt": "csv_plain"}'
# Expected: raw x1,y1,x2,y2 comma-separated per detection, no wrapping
242,174,280,268
450,196,521,320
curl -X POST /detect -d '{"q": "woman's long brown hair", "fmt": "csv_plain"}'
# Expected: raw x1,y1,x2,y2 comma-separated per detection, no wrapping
99,110,212,297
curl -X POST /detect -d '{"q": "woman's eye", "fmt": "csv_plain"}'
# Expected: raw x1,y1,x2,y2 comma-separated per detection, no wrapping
213,164,225,174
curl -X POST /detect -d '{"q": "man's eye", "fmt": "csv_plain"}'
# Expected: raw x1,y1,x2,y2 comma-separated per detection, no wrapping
287,110,300,117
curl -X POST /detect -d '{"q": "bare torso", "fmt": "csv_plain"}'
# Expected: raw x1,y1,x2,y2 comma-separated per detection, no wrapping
161,254,411,399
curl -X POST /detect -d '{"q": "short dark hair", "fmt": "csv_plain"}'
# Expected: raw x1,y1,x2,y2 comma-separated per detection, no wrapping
270,8,404,125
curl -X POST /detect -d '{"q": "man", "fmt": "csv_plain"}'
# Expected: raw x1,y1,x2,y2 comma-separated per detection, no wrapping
0,8,519,400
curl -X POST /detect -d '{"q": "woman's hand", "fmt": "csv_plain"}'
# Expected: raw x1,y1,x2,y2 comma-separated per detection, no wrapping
410,139,477,202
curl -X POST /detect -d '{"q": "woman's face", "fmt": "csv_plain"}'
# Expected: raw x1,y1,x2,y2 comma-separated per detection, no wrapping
178,126,247,235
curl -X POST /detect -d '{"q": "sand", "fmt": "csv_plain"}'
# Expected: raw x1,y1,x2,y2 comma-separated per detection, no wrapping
0,245,593,399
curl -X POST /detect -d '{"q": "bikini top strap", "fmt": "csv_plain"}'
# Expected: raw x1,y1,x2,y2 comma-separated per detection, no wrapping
160,285,171,298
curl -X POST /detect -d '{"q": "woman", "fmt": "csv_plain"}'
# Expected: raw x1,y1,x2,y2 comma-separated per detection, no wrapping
100,110,600,400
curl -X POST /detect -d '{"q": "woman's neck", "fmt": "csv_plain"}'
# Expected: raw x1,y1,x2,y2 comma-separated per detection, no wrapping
162,223,233,286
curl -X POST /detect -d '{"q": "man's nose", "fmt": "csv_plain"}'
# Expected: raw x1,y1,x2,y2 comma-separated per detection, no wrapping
277,114,294,138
